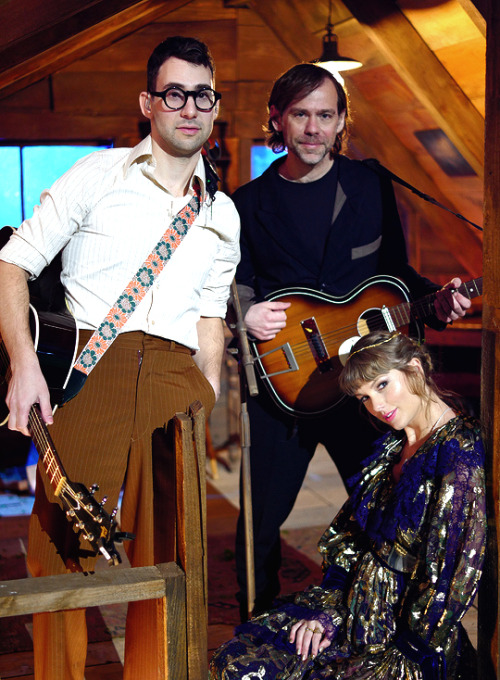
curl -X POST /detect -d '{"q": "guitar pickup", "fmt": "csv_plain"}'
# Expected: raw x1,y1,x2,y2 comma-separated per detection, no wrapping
301,317,331,372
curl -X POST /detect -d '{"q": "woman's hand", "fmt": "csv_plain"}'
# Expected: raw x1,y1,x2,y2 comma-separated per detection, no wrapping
289,619,332,661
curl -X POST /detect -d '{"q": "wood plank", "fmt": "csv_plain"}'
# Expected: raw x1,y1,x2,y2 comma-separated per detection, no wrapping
60,19,237,78
456,0,487,35
0,0,148,64
248,0,322,62
175,408,208,679
159,562,187,680
340,0,485,179
236,17,296,81
0,0,194,100
0,563,183,617
478,1,500,677
190,401,208,611
0,0,109,48
0,111,142,146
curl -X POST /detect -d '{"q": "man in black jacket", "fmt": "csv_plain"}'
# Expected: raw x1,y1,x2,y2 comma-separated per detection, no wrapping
232,63,471,621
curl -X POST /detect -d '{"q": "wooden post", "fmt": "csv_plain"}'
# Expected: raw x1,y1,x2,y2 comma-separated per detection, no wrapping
478,1,500,677
175,403,208,680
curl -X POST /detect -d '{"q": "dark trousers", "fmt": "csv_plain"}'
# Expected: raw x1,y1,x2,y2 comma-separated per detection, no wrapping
235,387,380,616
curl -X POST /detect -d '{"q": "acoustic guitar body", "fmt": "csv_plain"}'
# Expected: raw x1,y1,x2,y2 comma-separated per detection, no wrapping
251,276,420,417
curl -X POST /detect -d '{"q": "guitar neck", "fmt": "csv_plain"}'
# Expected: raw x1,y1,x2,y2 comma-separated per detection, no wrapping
389,277,483,328
28,404,68,498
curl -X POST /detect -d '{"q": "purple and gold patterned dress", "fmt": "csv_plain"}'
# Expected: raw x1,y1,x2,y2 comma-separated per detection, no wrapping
209,415,486,680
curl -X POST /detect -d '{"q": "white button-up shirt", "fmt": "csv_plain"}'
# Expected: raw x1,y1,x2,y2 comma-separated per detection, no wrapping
0,136,240,351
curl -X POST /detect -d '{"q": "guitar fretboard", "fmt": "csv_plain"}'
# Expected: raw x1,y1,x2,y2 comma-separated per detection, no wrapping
389,277,483,328
28,405,68,497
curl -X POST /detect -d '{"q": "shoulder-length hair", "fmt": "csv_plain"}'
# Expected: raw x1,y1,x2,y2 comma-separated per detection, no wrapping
266,63,349,156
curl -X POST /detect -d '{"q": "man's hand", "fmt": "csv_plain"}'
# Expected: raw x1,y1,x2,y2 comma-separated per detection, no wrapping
6,350,52,436
289,619,331,660
434,277,471,324
244,301,291,341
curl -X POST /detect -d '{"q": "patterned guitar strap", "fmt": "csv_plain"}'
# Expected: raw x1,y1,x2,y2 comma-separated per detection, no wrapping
63,181,201,403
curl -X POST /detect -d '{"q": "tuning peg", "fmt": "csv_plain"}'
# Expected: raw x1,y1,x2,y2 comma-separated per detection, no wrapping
111,507,118,519
100,495,108,506
66,509,75,518
89,484,99,495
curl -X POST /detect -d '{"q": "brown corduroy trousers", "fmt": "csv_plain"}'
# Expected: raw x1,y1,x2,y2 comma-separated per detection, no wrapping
27,330,215,680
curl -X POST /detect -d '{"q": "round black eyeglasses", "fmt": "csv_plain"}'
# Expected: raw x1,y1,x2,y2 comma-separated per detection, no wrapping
149,86,221,112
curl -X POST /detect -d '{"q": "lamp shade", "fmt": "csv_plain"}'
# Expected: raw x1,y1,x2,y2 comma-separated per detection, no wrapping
315,29,362,72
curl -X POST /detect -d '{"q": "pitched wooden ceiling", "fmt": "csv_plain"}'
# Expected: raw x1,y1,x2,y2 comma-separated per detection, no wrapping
0,0,485,284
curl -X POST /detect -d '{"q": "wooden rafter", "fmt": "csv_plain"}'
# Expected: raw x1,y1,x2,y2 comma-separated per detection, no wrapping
248,0,322,63
456,0,487,35
340,0,484,179
0,0,194,101
478,0,499,676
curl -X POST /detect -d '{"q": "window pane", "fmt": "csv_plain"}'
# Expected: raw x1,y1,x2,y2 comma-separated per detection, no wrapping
0,147,22,227
22,145,110,219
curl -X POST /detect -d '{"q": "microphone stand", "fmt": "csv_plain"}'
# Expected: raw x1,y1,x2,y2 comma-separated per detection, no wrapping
229,279,258,620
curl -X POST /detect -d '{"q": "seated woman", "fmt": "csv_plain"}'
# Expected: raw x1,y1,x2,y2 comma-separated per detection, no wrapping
209,330,486,680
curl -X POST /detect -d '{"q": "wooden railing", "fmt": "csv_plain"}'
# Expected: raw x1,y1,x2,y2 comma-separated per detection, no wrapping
0,401,208,679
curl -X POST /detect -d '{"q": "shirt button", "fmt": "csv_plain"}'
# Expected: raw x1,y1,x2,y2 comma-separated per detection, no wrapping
151,320,156,326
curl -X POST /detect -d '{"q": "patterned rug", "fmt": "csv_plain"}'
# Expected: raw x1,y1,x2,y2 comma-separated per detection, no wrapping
208,532,323,626
0,514,324,652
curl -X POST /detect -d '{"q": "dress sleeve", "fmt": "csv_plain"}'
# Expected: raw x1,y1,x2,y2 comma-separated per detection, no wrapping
364,426,486,680
404,428,486,648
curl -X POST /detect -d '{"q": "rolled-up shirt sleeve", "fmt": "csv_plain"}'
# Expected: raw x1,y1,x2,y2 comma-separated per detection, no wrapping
199,193,240,319
0,154,96,277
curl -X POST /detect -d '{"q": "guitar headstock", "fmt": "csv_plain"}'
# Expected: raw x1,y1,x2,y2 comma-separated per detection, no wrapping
60,481,134,566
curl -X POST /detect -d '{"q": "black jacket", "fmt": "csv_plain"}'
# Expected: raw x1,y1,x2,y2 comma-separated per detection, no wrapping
233,154,441,327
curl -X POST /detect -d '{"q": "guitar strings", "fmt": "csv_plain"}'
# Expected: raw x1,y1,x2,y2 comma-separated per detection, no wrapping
0,344,12,379
262,295,437,361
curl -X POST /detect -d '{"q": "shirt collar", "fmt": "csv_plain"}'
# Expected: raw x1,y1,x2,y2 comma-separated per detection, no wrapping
123,135,207,202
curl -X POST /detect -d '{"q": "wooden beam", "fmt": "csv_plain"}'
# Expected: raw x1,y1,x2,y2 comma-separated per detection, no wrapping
478,0,500,677
0,563,183,616
340,0,485,179
1,0,149,67
457,0,487,36
0,0,194,101
248,0,322,63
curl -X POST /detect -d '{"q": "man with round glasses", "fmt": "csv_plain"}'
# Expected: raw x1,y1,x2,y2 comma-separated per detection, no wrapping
149,85,221,111
0,36,239,679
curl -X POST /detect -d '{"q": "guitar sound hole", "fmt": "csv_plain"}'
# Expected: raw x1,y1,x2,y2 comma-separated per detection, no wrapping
359,309,387,334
